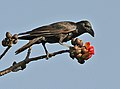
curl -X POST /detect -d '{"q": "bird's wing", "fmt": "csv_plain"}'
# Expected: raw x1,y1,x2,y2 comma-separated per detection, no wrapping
18,21,77,40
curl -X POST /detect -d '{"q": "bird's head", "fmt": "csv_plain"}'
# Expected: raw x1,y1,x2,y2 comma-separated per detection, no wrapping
76,20,94,37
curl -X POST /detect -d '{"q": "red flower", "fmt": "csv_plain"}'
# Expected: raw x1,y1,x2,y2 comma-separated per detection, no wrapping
84,42,95,60
70,38,95,64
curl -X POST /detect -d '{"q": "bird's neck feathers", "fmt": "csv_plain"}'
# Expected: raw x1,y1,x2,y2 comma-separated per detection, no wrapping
72,29,85,38
76,23,86,36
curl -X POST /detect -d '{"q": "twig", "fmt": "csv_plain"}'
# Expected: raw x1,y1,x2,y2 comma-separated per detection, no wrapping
0,49,69,76
25,47,32,60
0,46,11,60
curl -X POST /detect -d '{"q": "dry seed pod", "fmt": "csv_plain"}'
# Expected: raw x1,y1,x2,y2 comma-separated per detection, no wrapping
12,34,18,40
6,32,12,38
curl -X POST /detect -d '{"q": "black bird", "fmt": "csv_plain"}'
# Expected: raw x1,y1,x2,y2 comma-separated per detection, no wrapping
15,20,94,58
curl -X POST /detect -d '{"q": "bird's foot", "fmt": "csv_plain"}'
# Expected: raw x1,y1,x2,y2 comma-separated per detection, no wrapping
46,53,50,60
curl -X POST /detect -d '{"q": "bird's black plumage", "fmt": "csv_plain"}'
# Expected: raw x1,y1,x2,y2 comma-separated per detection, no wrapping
16,20,94,56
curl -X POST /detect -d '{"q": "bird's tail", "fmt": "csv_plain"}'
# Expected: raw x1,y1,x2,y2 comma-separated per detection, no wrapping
15,37,43,54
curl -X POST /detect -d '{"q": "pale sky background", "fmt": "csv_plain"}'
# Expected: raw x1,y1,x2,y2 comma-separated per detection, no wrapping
0,0,120,89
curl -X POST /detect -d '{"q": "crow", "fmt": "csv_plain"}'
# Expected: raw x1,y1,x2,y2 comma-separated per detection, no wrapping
15,20,94,58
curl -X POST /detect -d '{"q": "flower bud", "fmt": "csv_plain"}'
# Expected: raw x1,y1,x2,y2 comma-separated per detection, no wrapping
84,42,90,49
69,53,75,59
76,53,82,58
77,58,85,64
81,46,88,54
76,38,83,47
82,53,90,60
12,34,18,40
2,39,8,47
13,39,18,44
88,46,94,55
6,32,12,38
75,49,81,55
74,45,79,50
71,38,76,45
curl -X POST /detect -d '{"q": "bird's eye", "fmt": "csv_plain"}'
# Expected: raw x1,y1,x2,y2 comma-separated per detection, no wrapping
85,24,91,28
82,23,91,29
85,25,90,28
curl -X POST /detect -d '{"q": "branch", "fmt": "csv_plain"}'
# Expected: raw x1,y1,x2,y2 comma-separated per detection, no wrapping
0,49,69,76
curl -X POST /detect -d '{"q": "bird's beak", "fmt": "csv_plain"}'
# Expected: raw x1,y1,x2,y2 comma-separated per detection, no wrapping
87,29,94,37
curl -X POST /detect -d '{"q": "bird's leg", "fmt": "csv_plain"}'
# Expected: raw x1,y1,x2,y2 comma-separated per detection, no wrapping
42,42,49,59
59,41,70,48
59,35,71,48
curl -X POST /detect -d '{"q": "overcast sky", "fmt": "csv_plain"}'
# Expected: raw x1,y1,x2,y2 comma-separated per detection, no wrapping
0,0,120,89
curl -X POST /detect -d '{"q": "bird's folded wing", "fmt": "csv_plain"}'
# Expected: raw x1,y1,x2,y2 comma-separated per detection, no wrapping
18,22,76,39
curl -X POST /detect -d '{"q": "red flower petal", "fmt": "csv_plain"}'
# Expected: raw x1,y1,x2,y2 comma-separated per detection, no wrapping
83,42,95,60
88,46,94,55
88,54,92,59
84,42,90,49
